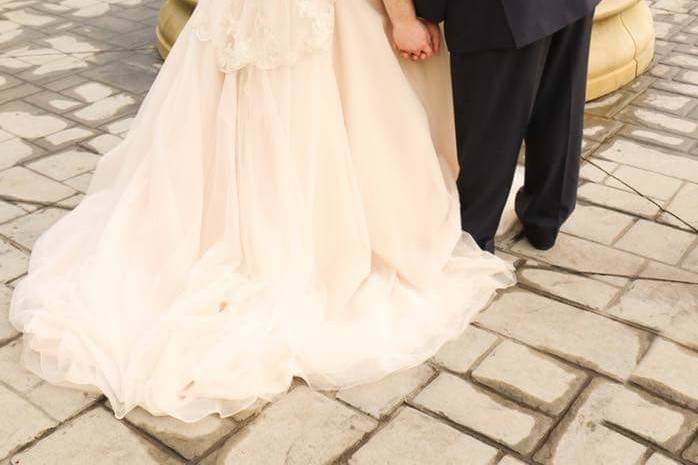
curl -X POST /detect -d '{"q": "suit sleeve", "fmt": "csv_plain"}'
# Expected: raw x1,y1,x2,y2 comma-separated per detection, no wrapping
414,0,448,22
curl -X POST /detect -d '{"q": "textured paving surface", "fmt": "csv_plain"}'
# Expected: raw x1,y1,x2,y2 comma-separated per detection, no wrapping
1,0,697,464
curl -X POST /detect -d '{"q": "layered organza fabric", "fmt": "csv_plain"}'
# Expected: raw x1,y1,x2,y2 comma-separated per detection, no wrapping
10,0,515,422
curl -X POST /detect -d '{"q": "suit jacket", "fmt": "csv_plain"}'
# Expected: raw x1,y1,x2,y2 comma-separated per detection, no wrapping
415,0,601,53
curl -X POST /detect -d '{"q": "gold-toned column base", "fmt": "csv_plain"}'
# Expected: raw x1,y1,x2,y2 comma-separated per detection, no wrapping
155,0,656,101
156,0,196,58
587,0,655,101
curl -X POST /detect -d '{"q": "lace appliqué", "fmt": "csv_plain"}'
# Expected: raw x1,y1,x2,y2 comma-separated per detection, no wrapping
194,0,335,73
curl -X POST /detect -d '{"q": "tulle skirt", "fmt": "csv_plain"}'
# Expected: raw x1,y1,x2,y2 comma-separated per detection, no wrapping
10,0,515,422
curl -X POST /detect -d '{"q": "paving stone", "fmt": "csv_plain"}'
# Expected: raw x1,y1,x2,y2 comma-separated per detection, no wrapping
42,74,88,92
616,220,696,264
631,338,698,410
85,14,143,33
38,126,94,150
412,373,553,454
561,204,635,244
518,267,620,310
603,385,698,452
683,244,698,272
0,200,24,224
0,73,21,93
0,285,17,343
0,167,75,203
664,52,698,68
83,132,120,153
17,56,91,84
56,193,84,209
432,325,498,374
654,21,683,40
66,81,114,103
3,9,58,27
348,407,498,465
26,383,100,423
0,384,56,461
476,290,650,380
10,408,183,465
337,364,434,419
0,339,42,393
534,379,647,465
23,90,83,114
657,0,695,15
585,91,635,117
0,208,67,249
633,89,696,114
512,233,647,278
647,454,682,465
597,139,698,183
641,260,698,282
81,60,157,94
579,159,617,183
209,387,376,465
27,149,99,181
124,408,238,460
675,67,698,84
618,125,695,151
583,115,622,142
0,137,37,170
684,438,698,463
69,92,136,126
102,26,156,49
0,241,28,282
605,165,684,201
626,75,656,94
63,172,92,193
616,106,698,137
661,182,698,233
103,116,133,135
578,182,661,218
654,80,698,100
471,340,587,416
498,457,527,465
607,279,698,349
0,101,69,139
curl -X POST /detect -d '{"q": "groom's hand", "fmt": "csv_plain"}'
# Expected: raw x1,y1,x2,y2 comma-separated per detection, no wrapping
391,18,434,61
424,20,441,55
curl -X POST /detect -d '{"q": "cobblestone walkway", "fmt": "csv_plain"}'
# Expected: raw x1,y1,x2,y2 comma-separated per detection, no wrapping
1,0,697,464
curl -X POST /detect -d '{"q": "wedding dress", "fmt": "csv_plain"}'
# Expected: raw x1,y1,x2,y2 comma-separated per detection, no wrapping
10,0,515,422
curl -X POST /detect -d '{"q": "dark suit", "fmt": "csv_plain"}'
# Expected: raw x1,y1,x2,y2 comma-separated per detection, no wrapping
416,0,600,52
415,0,600,252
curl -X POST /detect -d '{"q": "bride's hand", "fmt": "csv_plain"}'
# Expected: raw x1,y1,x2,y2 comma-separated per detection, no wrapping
391,18,434,61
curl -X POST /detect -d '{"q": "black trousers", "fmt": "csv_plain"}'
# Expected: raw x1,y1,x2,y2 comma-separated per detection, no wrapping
450,14,594,252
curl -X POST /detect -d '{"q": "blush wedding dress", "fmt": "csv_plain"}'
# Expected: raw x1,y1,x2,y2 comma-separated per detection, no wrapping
10,0,515,422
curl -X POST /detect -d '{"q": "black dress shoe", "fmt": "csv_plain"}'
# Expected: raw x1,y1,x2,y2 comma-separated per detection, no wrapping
514,188,558,251
524,231,557,251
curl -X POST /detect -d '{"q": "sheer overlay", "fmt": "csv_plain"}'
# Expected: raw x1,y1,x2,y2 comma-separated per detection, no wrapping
10,0,515,422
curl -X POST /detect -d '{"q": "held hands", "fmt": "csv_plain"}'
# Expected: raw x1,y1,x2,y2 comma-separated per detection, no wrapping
391,18,441,61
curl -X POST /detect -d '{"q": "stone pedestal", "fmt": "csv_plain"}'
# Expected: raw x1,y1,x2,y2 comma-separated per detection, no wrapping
156,0,196,58
587,0,655,100
155,0,656,101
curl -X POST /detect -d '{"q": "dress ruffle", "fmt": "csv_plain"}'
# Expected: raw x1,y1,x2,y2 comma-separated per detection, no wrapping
10,0,515,422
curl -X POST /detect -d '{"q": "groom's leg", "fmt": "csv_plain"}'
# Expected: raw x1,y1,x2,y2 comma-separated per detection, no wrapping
517,15,594,248
451,40,550,252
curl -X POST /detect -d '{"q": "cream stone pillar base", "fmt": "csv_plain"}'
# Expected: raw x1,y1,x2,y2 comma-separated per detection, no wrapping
587,0,655,100
156,0,655,101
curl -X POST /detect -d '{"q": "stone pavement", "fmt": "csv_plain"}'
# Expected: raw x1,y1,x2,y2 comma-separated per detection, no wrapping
0,0,697,464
